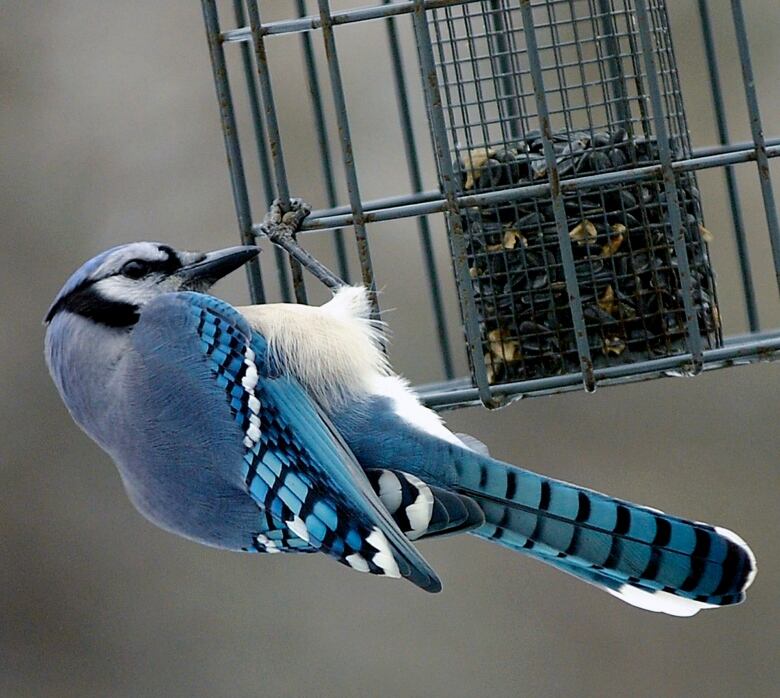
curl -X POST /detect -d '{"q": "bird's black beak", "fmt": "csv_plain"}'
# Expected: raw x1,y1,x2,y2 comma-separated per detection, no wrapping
176,245,260,289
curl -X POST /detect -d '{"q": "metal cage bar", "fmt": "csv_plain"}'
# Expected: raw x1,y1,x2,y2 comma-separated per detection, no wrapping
635,0,703,374
383,0,455,379
202,0,780,412
730,0,780,298
317,0,380,314
221,1,475,42
232,0,292,302
411,0,495,405
295,0,352,285
201,0,265,303
289,140,779,231
519,0,595,391
696,0,757,331
245,0,309,304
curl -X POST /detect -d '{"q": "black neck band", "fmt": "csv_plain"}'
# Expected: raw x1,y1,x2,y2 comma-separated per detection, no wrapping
48,284,139,328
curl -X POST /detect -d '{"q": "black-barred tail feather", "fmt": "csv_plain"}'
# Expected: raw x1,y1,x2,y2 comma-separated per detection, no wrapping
451,451,756,616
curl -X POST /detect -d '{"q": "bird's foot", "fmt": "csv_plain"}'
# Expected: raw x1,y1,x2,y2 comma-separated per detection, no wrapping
262,197,312,243
259,198,346,291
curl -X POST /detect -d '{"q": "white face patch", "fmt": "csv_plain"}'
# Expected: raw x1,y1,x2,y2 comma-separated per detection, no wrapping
88,243,186,309
95,242,170,278
93,276,164,307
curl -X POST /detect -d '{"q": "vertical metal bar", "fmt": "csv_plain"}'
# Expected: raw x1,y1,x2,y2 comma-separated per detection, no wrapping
697,0,758,331
412,0,496,406
487,0,520,140
295,0,351,284
245,0,308,304
730,0,780,298
617,1,652,144
232,0,291,303
383,0,455,379
316,0,379,315
596,0,633,133
519,0,596,392
635,0,703,373
201,0,265,304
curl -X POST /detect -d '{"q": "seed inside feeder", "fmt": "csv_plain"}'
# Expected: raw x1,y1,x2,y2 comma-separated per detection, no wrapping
457,129,721,385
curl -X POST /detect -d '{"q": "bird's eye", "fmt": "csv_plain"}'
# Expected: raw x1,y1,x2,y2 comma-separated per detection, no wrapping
121,260,150,279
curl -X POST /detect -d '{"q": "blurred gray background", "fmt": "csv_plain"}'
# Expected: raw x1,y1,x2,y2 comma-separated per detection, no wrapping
2,2,778,696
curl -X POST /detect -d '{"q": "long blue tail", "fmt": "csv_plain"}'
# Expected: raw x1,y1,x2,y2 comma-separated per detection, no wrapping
451,450,756,616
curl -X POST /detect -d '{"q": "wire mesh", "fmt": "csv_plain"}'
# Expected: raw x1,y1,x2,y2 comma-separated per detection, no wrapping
428,0,719,390
202,0,780,410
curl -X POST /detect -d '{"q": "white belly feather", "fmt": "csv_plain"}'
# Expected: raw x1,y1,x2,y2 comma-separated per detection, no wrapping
236,286,461,445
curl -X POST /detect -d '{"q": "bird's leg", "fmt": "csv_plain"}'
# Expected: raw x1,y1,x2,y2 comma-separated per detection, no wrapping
259,198,347,291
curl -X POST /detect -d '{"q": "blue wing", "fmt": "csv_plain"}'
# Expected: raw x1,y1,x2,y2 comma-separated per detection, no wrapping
253,510,316,554
142,292,441,592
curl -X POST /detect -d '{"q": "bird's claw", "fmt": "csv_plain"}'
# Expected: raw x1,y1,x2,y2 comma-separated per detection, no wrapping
258,197,345,291
261,198,311,243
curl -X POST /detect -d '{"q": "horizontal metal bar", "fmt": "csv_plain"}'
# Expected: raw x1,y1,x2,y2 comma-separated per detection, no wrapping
282,140,780,233
221,0,473,42
420,331,780,410
694,137,780,158
299,137,780,221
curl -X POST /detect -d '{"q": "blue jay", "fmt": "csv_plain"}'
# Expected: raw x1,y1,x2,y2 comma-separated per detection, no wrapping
45,242,756,616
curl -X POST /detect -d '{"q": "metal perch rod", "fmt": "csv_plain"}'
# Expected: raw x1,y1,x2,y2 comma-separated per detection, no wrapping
257,199,347,291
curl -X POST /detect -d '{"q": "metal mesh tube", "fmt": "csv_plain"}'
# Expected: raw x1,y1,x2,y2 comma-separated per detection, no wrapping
425,0,719,393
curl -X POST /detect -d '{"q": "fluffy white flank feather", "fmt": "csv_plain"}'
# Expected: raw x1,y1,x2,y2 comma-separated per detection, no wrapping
237,286,390,409
237,286,464,444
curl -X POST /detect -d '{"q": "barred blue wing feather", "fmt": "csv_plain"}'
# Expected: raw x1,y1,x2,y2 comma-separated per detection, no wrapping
252,510,316,554
183,292,442,592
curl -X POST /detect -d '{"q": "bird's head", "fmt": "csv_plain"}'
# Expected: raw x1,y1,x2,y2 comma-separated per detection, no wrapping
44,242,260,328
